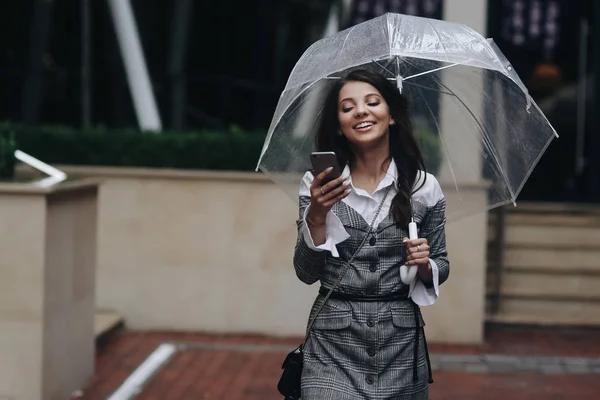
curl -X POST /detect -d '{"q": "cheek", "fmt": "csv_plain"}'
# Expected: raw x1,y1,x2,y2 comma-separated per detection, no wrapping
338,114,352,129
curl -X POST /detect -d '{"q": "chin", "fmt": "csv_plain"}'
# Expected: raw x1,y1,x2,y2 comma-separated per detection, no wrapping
348,132,387,147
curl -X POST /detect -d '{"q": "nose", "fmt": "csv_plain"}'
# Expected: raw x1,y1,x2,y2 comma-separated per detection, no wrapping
354,105,368,118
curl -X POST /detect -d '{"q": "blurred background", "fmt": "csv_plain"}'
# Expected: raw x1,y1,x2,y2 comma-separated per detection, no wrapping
0,1,599,399
0,0,598,202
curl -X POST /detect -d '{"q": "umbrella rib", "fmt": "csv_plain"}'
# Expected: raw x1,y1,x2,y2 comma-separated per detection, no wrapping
403,63,461,81
372,59,396,77
437,79,516,200
401,80,454,96
415,88,462,200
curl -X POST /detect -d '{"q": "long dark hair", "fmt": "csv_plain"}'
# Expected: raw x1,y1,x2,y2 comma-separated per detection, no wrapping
315,68,426,225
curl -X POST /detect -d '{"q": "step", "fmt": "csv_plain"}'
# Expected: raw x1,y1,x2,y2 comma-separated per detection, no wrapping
489,213,600,228
488,225,600,249
486,271,600,300
95,310,123,339
487,298,600,326
487,247,600,274
487,311,600,327
508,202,600,215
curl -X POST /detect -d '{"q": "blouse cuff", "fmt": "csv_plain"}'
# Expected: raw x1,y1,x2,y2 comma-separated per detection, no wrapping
301,206,350,258
410,258,440,306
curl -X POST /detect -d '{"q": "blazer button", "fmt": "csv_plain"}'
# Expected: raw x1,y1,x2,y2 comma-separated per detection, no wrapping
369,263,377,272
367,348,376,357
366,375,375,385
367,318,375,327
369,236,376,246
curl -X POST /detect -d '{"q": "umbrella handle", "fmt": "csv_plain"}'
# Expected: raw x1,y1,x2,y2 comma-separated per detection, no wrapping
400,222,419,284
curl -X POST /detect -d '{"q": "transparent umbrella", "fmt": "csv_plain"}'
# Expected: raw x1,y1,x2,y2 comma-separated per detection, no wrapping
256,13,558,221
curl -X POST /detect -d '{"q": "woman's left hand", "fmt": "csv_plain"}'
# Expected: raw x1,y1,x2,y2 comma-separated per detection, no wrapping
405,238,430,269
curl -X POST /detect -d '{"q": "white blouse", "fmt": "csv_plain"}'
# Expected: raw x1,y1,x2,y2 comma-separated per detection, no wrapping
299,159,444,307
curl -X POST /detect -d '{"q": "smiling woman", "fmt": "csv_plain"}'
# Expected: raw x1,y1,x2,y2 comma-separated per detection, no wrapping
292,68,450,399
316,69,427,226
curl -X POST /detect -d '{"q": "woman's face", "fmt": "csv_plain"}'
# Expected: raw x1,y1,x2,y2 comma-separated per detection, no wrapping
337,80,392,148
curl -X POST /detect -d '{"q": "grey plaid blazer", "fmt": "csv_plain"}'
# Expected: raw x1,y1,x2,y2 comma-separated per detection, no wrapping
293,186,449,399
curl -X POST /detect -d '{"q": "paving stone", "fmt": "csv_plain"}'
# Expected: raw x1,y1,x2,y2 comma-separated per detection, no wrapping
76,329,600,400
587,358,600,367
515,358,541,373
435,354,476,363
561,357,589,366
483,354,521,364
464,363,490,373
488,362,520,373
537,356,565,366
438,361,468,371
540,364,566,374
564,364,592,374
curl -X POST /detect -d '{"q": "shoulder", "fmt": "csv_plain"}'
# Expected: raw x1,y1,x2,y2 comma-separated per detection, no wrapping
412,171,444,207
299,171,314,197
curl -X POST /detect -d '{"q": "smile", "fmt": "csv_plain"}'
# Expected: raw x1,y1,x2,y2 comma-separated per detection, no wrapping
353,121,375,130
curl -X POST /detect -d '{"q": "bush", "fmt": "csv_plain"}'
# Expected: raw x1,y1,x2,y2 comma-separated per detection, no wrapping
0,130,16,179
0,123,267,176
0,123,442,179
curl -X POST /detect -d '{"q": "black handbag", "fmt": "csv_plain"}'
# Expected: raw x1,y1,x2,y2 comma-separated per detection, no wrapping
277,344,304,399
277,187,391,399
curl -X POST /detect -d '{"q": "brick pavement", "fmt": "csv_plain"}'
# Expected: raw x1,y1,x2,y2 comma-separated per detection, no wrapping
77,327,600,400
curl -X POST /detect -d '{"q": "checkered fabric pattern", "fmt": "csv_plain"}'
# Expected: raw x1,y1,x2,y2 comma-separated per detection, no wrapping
293,193,449,399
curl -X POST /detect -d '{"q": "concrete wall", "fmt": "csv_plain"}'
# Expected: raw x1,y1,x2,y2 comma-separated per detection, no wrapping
36,166,488,344
0,180,98,400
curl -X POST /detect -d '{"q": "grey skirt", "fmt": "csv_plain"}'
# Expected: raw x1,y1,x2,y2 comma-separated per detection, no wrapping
300,297,431,400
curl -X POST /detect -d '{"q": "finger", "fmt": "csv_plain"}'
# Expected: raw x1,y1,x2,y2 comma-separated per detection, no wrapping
312,167,334,187
407,238,428,248
321,180,350,201
321,174,346,193
323,188,351,207
407,257,430,266
407,251,429,261
407,243,429,255
407,248,430,259
311,178,339,199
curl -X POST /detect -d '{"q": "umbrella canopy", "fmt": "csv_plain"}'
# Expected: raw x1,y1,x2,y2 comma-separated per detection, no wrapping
256,13,557,220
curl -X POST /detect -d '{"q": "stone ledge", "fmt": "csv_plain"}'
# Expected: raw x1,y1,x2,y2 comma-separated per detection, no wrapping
0,178,100,195
95,310,123,340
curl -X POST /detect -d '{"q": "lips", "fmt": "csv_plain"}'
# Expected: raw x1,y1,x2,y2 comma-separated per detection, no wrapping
353,121,376,132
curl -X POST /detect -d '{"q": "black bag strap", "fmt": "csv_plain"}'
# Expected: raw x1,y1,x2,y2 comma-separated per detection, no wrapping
303,185,392,342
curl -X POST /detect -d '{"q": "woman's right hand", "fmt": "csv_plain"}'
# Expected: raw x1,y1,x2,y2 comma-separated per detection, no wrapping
307,168,350,225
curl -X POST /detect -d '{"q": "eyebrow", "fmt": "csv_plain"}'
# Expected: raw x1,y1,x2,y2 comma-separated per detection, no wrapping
339,93,382,104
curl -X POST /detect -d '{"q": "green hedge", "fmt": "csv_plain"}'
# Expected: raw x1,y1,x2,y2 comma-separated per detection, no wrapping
0,124,267,178
0,123,442,179
0,129,16,178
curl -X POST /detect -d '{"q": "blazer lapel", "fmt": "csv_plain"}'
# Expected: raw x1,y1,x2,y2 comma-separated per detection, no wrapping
333,201,369,233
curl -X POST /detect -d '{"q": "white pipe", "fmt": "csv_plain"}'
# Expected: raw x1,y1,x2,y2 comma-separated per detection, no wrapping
323,2,340,37
14,150,67,183
107,343,177,400
107,0,162,132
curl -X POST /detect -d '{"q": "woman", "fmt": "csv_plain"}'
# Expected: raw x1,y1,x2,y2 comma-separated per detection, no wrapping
293,69,449,399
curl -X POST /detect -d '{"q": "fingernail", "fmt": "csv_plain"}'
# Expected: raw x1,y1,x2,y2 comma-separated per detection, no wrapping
325,167,333,172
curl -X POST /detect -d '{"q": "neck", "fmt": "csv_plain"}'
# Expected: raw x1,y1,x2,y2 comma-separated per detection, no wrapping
351,144,391,183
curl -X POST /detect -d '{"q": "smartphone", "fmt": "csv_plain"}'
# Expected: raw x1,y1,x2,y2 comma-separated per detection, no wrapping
311,151,343,184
